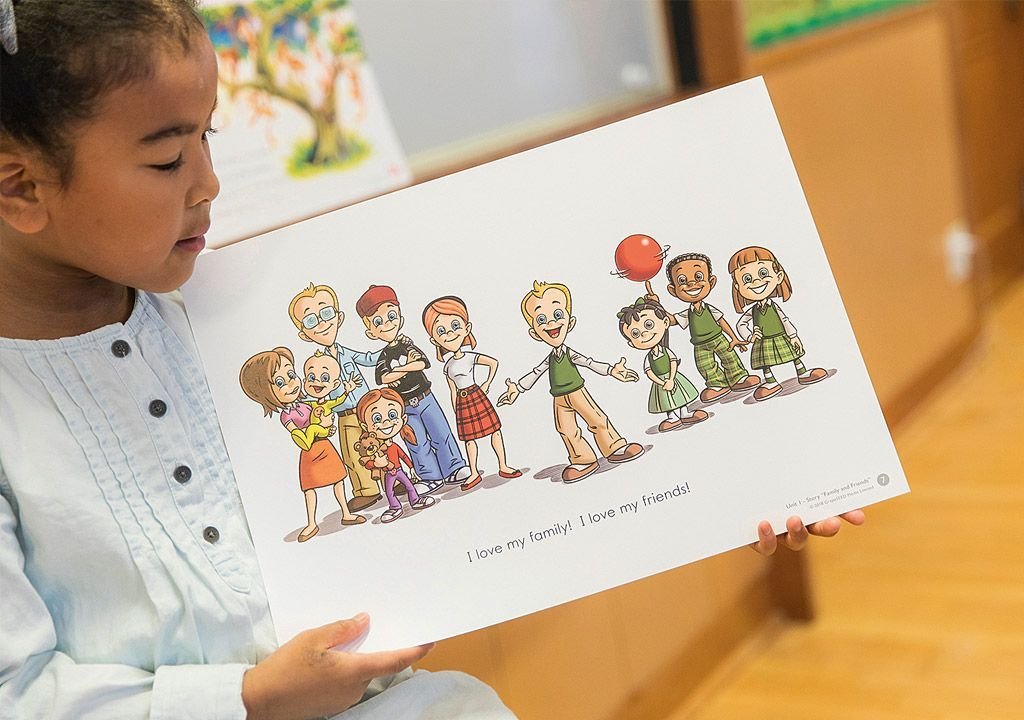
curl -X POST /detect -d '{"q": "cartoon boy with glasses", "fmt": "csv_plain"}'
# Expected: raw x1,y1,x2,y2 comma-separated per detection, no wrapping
289,283,385,512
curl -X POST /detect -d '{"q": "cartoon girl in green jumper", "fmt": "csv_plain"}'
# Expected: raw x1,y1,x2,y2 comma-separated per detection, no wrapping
728,246,828,402
618,298,709,432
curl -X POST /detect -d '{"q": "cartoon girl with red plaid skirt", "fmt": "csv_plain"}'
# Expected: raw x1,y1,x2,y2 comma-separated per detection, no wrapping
422,296,522,491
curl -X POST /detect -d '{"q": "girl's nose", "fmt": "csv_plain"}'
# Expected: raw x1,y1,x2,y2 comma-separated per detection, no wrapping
188,139,221,208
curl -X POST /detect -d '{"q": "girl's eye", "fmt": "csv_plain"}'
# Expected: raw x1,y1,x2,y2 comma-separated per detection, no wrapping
275,377,285,388
759,268,769,278
151,155,184,173
743,274,753,284
202,127,218,143
373,317,383,327
388,410,398,420
387,311,398,322
695,272,704,281
372,413,382,424
451,319,462,331
436,326,447,336
536,314,548,325
644,320,655,330
287,370,296,379
631,328,641,338
320,373,330,382
553,309,564,320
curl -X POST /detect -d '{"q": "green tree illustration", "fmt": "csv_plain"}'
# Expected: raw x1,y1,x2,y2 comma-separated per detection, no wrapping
203,0,369,173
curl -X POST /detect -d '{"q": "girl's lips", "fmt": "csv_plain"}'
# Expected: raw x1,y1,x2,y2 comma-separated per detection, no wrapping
175,234,206,253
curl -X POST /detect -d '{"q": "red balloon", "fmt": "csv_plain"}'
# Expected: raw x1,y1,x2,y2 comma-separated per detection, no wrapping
614,234,665,282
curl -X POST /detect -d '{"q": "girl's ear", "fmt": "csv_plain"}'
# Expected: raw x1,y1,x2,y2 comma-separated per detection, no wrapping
465,321,473,336
298,331,311,343
0,155,50,234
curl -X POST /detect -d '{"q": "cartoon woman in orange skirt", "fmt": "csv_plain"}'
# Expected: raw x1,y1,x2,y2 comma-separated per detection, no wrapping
240,346,366,542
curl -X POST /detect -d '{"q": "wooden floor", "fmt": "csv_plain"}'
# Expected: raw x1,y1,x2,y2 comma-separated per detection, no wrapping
671,278,1024,720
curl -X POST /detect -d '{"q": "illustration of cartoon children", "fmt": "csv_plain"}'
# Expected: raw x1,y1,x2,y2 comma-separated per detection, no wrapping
421,296,522,490
290,283,384,512
648,253,760,402
239,347,365,543
728,246,828,401
355,285,470,494
617,297,709,432
497,281,645,483
355,389,437,523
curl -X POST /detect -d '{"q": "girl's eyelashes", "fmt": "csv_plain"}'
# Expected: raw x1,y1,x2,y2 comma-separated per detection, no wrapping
150,128,218,173
151,155,184,173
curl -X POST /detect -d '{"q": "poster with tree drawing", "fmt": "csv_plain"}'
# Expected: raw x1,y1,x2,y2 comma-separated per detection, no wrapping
199,0,410,246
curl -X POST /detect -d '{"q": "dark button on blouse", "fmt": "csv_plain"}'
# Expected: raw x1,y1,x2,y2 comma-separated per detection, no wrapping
149,399,167,418
173,465,192,484
203,526,220,544
110,340,131,358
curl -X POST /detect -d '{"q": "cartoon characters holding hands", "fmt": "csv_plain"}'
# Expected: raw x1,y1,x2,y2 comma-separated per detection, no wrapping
239,241,829,542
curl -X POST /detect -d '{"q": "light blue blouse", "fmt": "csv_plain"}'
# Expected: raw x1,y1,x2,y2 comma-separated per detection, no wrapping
0,292,512,720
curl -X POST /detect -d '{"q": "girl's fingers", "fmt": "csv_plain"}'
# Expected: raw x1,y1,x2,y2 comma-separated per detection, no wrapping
750,520,777,556
840,509,866,525
783,516,809,550
807,516,842,537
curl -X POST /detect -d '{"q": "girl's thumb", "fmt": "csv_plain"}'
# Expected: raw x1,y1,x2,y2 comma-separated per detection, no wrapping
315,613,370,649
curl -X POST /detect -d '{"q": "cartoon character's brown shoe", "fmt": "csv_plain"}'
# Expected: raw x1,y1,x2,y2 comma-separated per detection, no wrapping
658,419,683,432
348,494,381,512
753,384,782,401
297,525,319,542
607,443,645,464
680,409,710,425
700,386,730,402
341,515,366,526
730,375,761,392
798,368,828,385
562,462,599,483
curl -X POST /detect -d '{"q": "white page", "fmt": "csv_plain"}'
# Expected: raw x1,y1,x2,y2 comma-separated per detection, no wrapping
183,78,909,652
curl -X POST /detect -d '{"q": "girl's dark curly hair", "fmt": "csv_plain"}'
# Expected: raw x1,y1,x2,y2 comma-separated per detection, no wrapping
1,0,205,185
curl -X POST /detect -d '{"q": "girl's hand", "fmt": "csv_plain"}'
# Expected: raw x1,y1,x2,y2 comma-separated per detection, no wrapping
662,377,675,392
481,380,492,395
751,327,763,341
750,511,865,556
241,614,433,720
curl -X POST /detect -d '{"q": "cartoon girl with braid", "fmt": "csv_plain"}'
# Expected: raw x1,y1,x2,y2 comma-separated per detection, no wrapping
728,246,828,401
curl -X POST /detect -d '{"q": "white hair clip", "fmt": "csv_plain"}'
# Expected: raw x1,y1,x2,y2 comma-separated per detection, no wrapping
0,0,17,56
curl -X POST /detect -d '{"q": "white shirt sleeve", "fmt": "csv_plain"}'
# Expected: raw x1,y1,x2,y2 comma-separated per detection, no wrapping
707,304,724,322
0,491,251,720
735,307,754,341
516,354,550,392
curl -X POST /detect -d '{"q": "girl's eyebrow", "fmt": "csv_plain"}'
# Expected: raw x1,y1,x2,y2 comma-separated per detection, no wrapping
139,99,218,145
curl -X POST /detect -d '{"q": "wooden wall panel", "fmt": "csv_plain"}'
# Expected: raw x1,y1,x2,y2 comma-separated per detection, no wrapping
747,8,978,410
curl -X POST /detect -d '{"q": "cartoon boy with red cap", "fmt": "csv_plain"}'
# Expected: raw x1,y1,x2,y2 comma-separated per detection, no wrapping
356,285,470,493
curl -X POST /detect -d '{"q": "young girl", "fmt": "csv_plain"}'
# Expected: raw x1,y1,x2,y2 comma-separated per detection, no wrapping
728,246,829,401
239,347,365,543
0,2,516,717
617,298,709,431
355,389,436,523
0,3,859,717
422,296,521,490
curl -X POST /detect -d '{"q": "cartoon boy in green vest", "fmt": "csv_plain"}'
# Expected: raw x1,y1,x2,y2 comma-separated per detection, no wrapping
497,281,645,483
648,253,760,402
